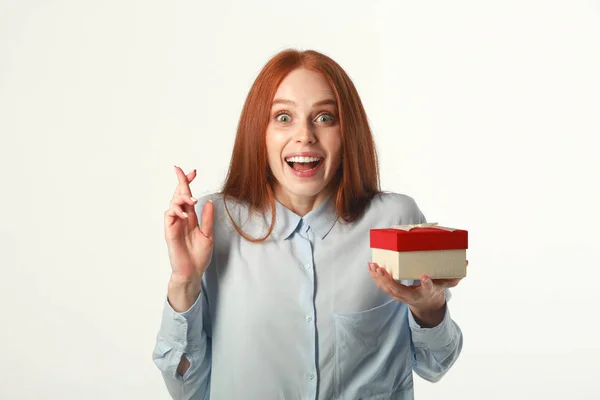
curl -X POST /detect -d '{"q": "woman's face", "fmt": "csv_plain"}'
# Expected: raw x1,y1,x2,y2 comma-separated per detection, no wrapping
265,68,343,208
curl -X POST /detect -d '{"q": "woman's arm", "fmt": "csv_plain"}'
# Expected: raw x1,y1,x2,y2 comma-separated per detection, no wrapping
409,292,463,382
368,264,465,383
152,277,212,399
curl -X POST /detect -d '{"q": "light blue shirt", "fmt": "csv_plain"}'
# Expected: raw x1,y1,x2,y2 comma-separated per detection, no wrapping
153,192,463,400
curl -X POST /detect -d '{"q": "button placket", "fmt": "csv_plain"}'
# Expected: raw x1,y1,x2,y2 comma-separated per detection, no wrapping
305,226,315,325
301,221,318,399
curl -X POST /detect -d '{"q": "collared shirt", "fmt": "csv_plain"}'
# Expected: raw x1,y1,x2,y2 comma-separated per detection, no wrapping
153,192,463,400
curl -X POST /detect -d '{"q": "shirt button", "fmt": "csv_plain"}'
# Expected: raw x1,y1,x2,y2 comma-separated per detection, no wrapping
309,373,315,380
305,264,311,269
306,315,312,322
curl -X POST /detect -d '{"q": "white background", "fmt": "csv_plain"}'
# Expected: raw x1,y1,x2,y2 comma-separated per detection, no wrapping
1,1,599,399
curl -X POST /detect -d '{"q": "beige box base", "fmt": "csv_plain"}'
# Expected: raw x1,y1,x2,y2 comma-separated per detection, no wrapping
372,248,466,280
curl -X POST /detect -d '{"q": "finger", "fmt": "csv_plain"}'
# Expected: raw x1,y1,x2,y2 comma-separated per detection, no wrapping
368,263,402,300
186,169,197,183
170,194,199,208
383,276,418,302
369,263,415,302
174,194,198,218
200,199,214,239
174,165,194,196
165,205,188,223
172,168,198,197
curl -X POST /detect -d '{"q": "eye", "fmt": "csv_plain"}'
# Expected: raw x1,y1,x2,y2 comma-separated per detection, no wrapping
316,113,334,123
275,112,291,123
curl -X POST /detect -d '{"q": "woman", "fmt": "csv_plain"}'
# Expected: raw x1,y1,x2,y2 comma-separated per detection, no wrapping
153,49,465,400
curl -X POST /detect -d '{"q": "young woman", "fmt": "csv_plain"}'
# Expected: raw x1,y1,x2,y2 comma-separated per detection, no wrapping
153,49,465,400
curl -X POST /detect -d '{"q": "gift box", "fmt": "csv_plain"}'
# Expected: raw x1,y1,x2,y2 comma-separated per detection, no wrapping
370,223,468,280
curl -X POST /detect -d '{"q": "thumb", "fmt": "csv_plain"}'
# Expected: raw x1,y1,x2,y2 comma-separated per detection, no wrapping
420,275,434,291
200,199,215,239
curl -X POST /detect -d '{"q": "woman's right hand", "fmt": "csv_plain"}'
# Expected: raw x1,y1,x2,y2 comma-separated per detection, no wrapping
164,166,214,311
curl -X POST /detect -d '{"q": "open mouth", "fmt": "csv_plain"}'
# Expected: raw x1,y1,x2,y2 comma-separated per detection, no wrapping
285,156,323,172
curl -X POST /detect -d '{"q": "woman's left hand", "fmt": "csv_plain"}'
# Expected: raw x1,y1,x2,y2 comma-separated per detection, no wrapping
367,260,468,327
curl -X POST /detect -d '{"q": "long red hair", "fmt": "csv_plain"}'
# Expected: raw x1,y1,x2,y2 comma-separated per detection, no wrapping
220,49,381,242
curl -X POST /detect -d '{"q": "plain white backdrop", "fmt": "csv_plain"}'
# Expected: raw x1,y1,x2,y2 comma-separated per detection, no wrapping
1,1,599,399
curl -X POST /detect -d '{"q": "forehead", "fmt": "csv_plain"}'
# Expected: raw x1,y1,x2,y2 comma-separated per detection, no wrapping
273,68,335,104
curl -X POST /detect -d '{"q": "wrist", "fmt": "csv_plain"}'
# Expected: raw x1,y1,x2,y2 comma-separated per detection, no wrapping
167,277,201,313
410,297,446,328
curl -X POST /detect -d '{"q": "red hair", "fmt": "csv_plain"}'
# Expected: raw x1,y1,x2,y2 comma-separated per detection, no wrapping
220,49,381,242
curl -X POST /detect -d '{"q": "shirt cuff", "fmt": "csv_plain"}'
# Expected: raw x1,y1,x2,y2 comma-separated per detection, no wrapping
158,291,204,351
408,290,455,349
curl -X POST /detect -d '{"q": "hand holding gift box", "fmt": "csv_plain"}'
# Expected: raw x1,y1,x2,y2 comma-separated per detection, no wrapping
370,223,468,281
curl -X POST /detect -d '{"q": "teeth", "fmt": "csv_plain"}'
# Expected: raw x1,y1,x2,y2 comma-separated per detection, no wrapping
285,156,322,163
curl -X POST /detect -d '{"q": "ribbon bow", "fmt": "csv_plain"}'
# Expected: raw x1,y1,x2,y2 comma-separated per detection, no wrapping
390,222,456,232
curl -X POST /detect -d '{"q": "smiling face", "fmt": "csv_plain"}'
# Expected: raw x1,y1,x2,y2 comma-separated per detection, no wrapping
265,68,343,213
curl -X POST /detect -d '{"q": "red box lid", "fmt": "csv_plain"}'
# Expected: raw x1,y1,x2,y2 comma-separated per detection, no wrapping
370,227,468,252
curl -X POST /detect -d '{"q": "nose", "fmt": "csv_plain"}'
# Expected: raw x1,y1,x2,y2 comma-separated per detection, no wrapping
294,122,317,145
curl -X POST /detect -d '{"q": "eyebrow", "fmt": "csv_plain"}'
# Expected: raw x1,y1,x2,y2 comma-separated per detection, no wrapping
271,98,337,108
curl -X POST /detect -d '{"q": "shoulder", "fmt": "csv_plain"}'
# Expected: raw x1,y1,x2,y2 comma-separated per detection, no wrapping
366,191,427,225
193,192,224,218
193,192,264,236
370,191,420,210
193,192,249,228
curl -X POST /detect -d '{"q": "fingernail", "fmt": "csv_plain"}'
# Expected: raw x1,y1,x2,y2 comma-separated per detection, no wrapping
377,268,384,276
207,199,213,204
182,212,188,218
190,197,198,202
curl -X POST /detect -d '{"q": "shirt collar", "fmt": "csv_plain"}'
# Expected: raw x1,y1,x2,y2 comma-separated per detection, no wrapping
270,193,339,241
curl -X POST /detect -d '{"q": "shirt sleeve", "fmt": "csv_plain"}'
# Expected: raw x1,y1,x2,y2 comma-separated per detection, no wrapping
152,279,212,400
408,289,463,382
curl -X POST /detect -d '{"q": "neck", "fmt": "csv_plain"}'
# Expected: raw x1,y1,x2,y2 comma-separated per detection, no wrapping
273,185,335,217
